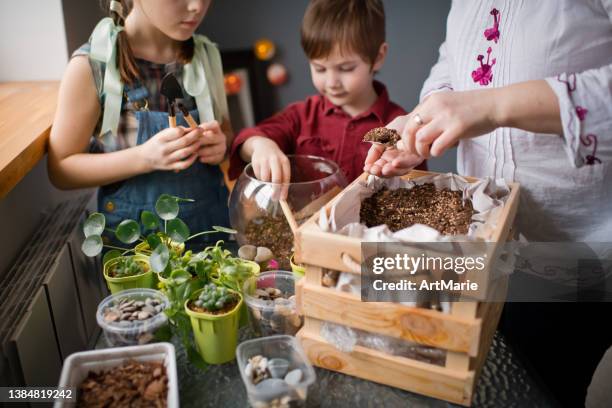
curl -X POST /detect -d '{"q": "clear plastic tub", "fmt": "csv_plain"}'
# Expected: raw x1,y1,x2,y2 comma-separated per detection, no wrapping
96,288,169,347
55,342,178,408
236,335,316,408
243,271,303,337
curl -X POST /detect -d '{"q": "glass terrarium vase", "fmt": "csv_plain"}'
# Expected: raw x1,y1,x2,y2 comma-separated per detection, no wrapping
229,155,347,269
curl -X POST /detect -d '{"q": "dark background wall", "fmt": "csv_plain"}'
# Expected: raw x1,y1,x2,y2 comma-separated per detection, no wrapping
61,0,454,172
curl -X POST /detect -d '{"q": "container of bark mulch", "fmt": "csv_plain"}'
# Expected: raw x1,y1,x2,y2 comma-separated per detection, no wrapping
96,288,169,347
360,183,475,235
56,342,179,408
184,283,243,364
236,335,316,408
243,271,303,337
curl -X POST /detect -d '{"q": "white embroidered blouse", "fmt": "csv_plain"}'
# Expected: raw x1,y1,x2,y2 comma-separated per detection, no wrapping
421,0,612,242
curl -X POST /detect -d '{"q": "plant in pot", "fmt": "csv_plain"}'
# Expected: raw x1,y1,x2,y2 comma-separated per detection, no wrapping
81,193,233,294
185,283,243,364
156,241,258,368
207,243,260,327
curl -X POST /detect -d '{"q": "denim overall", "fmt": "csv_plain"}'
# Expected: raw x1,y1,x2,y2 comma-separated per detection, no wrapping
98,82,230,250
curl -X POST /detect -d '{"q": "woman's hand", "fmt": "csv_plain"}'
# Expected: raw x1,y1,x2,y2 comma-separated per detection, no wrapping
197,120,227,165
137,126,202,171
363,116,425,177
245,136,290,183
403,89,498,158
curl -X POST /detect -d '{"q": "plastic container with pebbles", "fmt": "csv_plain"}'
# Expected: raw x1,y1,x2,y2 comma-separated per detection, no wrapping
96,288,169,347
243,270,303,337
237,335,316,408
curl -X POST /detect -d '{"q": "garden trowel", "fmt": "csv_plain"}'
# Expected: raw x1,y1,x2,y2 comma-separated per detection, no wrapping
160,73,197,128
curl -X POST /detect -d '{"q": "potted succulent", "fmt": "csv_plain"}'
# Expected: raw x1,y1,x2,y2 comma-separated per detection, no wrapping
158,242,257,368
103,254,154,294
81,194,232,293
184,283,243,364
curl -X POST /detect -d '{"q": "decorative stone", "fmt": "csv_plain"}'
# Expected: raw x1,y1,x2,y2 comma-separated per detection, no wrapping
284,369,303,386
254,246,274,263
238,245,257,261
137,311,151,320
254,378,290,401
104,311,120,323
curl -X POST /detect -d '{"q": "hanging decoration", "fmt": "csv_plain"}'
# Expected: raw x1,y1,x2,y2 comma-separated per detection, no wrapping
267,63,288,86
224,72,242,95
253,38,276,61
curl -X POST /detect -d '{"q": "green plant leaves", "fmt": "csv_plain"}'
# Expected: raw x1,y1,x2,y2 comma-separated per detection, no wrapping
167,219,190,243
141,211,160,230
83,212,105,237
170,269,191,285
116,219,141,244
155,194,179,220
150,243,170,273
81,235,103,257
102,249,122,265
212,226,237,234
146,233,162,251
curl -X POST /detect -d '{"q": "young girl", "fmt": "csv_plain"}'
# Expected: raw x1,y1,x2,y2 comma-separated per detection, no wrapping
48,0,230,245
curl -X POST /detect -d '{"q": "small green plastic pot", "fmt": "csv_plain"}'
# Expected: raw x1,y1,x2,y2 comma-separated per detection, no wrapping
103,254,157,294
157,272,204,294
290,254,305,280
135,239,185,256
185,288,243,364
209,260,260,328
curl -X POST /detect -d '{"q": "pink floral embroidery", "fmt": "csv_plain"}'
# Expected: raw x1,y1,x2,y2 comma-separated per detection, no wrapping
557,73,577,93
576,106,588,121
471,47,496,86
484,8,501,43
580,134,601,165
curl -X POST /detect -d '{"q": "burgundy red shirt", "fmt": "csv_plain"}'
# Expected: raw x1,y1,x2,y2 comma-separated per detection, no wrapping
229,81,426,181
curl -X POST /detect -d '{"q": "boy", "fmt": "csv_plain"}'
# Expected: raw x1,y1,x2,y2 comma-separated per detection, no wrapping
228,0,426,183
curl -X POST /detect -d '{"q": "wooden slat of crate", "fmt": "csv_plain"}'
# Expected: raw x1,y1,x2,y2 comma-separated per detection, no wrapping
297,278,482,356
298,322,475,406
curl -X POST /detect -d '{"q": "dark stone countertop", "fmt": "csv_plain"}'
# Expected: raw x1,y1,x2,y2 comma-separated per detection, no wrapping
156,328,558,408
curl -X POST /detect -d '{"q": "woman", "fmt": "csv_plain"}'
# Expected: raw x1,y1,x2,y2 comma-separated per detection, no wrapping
365,2,612,406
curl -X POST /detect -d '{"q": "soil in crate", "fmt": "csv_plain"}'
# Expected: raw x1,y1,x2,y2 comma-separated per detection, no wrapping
360,183,474,235
78,359,167,407
245,215,293,269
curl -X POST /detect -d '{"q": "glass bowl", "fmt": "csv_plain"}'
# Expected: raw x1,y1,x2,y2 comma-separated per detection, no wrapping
229,155,347,269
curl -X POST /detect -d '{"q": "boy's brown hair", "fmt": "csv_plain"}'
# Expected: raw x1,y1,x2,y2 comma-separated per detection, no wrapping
301,0,386,66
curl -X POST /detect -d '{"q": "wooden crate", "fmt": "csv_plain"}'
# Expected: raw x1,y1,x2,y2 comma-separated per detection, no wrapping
293,170,519,406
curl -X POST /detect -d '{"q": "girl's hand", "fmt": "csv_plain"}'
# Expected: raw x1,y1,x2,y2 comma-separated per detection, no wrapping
363,116,425,177
249,137,290,183
197,120,227,165
400,90,498,158
138,126,203,172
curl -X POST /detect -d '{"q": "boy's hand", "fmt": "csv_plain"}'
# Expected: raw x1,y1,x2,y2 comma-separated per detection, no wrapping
249,137,291,183
197,120,227,165
138,126,202,172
